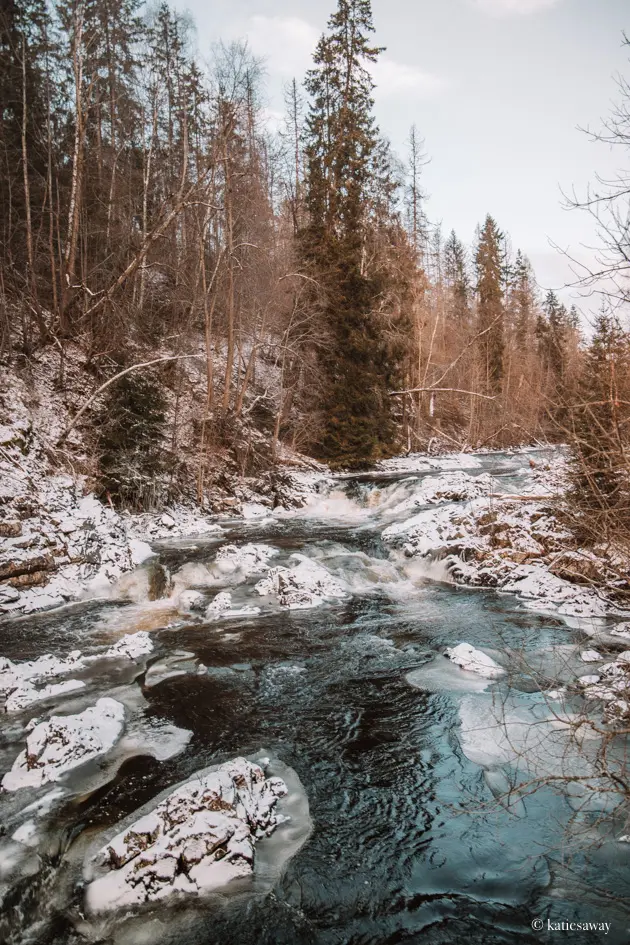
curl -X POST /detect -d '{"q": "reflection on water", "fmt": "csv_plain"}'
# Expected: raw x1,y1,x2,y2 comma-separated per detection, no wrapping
0,450,629,944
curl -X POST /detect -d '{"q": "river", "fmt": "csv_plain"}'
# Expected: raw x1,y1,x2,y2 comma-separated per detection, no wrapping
1,450,628,944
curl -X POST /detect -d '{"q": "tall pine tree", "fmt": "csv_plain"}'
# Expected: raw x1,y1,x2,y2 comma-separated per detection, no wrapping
302,0,400,467
475,215,505,393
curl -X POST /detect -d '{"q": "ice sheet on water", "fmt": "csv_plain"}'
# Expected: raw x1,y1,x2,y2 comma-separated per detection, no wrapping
2,698,126,791
83,758,288,912
406,657,492,694
444,643,505,679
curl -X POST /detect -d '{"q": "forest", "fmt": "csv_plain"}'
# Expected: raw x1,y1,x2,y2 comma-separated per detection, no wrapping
4,0,624,503
2,2,630,942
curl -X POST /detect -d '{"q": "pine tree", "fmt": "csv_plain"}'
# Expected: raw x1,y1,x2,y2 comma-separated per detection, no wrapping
475,215,505,393
568,310,630,540
97,368,169,509
444,230,470,324
512,249,536,347
537,289,567,383
302,0,400,467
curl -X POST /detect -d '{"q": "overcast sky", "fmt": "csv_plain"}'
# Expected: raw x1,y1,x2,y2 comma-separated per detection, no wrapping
172,0,629,312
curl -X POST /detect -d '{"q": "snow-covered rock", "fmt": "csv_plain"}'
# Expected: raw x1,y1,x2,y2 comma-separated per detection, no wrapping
444,643,505,679
254,555,346,609
0,633,153,712
204,591,260,621
100,632,154,661
578,656,630,723
241,502,271,519
2,698,125,791
5,678,86,712
389,472,495,515
0,651,85,696
84,758,287,912
580,650,603,663
214,543,278,577
128,539,155,566
176,590,206,614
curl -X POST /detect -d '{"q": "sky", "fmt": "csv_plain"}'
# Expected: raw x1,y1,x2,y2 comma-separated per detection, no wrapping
172,0,629,314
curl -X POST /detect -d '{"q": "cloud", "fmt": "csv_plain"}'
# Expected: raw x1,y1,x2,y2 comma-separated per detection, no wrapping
469,0,563,15
239,15,442,100
244,15,319,78
371,58,443,99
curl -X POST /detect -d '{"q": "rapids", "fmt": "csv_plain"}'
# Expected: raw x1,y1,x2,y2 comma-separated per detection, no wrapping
0,450,629,944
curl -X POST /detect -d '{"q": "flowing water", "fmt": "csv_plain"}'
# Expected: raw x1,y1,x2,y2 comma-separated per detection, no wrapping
1,451,629,944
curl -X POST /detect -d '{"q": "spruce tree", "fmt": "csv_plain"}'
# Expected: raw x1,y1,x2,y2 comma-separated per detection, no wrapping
444,230,470,324
537,289,567,384
302,0,399,468
512,249,536,348
568,310,630,540
97,369,169,509
475,215,505,393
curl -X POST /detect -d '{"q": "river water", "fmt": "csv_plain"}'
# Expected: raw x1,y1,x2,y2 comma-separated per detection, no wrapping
1,451,629,944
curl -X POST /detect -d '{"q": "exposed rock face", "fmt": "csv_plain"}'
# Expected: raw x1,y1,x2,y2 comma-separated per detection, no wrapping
84,758,288,912
2,698,126,791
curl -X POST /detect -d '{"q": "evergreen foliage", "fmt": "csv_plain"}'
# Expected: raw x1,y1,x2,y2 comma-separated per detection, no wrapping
475,215,505,393
443,231,470,324
302,0,403,468
96,369,169,510
567,311,630,541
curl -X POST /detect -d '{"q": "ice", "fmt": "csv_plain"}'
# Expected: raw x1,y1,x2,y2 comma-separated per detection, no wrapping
254,554,346,609
84,758,288,912
213,543,278,577
581,650,603,663
99,631,154,661
128,539,155,565
444,643,505,679
406,658,491,693
204,591,261,620
5,678,86,712
457,694,590,781
2,698,126,791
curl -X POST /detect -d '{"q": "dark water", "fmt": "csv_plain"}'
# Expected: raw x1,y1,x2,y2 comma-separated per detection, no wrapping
1,451,629,945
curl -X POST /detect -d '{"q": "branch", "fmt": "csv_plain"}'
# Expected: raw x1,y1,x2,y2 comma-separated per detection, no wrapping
390,387,497,400
57,354,203,444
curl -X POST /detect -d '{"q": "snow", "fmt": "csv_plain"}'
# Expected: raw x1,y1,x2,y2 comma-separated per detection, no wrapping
581,650,603,663
128,539,155,566
100,632,154,661
376,452,483,473
5,678,86,712
204,591,261,621
388,472,495,516
444,643,505,679
2,698,126,791
84,757,288,912
0,633,153,712
254,555,346,609
214,543,278,577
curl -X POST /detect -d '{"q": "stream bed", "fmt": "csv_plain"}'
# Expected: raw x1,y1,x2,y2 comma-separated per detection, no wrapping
1,451,629,944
